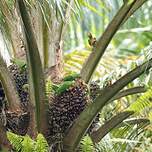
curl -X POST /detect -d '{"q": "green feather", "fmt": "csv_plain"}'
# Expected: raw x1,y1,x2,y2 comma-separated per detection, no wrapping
11,58,27,71
63,73,80,81
55,81,74,95
11,58,26,67
52,84,60,92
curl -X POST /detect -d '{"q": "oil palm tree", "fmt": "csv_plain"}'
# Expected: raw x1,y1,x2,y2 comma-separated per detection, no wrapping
0,0,151,151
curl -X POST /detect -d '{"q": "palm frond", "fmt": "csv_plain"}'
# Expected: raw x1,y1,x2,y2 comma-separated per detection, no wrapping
90,111,134,143
93,117,150,152
78,0,104,17
64,49,121,79
45,79,53,96
21,135,34,152
128,87,152,114
80,135,94,152
35,134,49,152
110,121,150,152
80,1,137,83
7,132,48,152
7,132,23,152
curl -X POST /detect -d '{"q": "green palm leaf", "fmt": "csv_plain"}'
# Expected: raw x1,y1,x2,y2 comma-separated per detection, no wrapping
21,136,34,152
64,49,121,79
35,134,49,152
7,132,23,152
128,87,152,114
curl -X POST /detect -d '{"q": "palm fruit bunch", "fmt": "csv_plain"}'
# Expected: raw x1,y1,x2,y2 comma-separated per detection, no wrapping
47,74,102,146
89,81,100,100
7,61,29,135
0,82,6,112
6,111,30,136
88,81,101,133
8,60,29,111
0,59,29,135
47,74,91,144
0,82,7,127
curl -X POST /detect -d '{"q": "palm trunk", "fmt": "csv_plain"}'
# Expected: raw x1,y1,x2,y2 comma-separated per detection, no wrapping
28,2,64,82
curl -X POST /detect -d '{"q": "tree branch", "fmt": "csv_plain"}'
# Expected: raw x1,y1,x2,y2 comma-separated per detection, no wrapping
122,0,148,25
109,86,146,103
63,58,152,151
90,111,134,143
80,0,137,83
80,0,148,83
17,0,48,136
91,86,149,143
116,118,150,128
0,54,21,111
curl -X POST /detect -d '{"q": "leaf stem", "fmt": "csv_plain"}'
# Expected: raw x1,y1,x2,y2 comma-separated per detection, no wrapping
90,111,134,143
63,58,152,151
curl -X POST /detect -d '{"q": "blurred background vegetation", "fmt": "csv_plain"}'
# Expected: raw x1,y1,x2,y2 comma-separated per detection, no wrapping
64,1,152,151
0,0,152,151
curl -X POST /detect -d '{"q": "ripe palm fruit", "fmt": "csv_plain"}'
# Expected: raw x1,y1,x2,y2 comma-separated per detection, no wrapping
88,81,101,133
0,63,28,112
6,63,29,135
0,62,29,135
6,111,30,135
89,81,100,100
0,82,7,127
8,63,29,111
0,82,5,112
47,78,90,144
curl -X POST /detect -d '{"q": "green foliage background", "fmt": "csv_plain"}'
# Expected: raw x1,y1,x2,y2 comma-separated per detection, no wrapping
0,0,152,151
